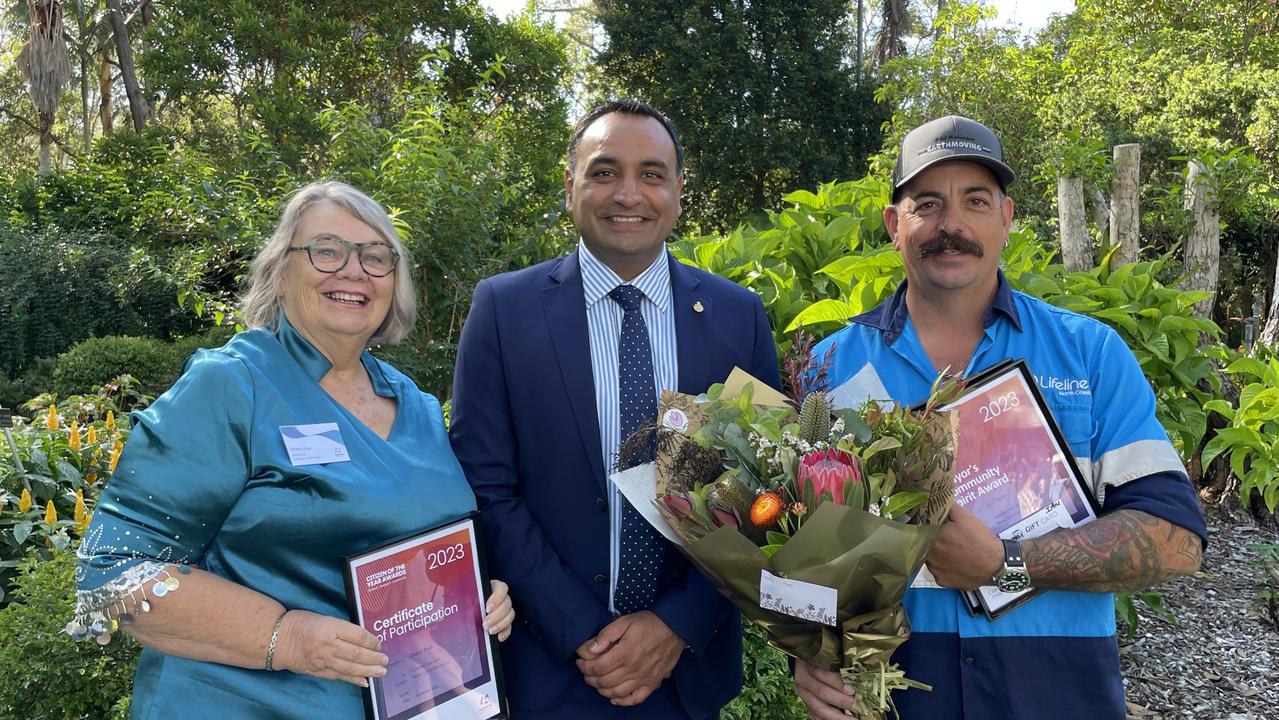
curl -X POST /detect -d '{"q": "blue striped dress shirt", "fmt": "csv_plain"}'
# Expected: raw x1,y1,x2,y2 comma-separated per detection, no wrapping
578,241,679,614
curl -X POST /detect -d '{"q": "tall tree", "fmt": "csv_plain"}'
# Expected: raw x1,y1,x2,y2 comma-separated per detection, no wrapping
17,0,70,172
134,0,565,163
595,0,886,230
103,0,148,130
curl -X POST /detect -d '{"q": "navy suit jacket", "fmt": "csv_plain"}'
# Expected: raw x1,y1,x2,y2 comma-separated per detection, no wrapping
449,250,781,718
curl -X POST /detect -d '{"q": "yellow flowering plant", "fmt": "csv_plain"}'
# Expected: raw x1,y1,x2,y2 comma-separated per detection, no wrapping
1,377,147,600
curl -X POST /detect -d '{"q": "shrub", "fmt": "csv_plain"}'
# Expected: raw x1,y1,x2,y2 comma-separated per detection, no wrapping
722,621,808,720
1203,355,1279,512
0,551,137,720
0,225,201,378
52,337,177,399
0,358,57,412
1,381,139,601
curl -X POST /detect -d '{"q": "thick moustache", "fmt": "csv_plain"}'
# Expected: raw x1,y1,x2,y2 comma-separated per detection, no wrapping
918,233,984,258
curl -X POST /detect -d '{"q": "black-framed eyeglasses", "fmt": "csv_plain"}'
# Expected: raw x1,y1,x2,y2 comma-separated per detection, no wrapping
288,236,400,278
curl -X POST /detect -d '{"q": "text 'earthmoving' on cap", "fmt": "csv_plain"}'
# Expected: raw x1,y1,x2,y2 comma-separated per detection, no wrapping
893,115,1016,195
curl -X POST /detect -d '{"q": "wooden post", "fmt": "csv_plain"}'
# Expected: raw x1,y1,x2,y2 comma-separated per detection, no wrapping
1182,159,1220,319
1089,186,1110,242
1259,260,1279,348
1110,144,1141,266
1057,175,1092,272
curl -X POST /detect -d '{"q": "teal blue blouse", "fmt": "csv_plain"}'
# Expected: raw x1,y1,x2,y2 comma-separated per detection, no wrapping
75,317,477,719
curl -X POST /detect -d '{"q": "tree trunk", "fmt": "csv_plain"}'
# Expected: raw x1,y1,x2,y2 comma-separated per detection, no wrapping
99,52,114,135
37,113,53,173
1089,185,1110,241
79,54,92,152
1057,175,1092,272
18,0,71,174
1110,143,1141,267
1259,252,1279,347
104,0,150,132
855,0,864,73
1182,159,1221,319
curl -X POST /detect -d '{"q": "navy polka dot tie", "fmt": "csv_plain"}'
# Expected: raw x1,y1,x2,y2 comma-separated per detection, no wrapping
609,285,662,614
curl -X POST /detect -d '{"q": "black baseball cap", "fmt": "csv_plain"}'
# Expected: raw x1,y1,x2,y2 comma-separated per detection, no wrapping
892,115,1015,199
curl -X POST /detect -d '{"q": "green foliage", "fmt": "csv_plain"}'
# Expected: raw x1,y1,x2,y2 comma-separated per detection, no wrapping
1115,589,1178,641
1248,542,1279,628
1203,356,1279,512
0,357,57,413
0,224,201,378
721,621,807,720
671,177,1052,354
52,336,177,398
0,381,138,601
595,0,887,231
137,0,569,162
322,52,570,393
1016,257,1222,455
0,551,137,720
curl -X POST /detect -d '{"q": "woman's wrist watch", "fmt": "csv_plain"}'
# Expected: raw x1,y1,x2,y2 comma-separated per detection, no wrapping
992,538,1031,593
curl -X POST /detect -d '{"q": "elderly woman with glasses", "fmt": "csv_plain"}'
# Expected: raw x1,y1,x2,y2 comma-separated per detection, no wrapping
73,181,514,719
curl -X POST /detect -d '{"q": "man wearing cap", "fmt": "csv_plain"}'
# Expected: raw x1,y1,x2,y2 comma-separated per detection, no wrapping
792,116,1207,719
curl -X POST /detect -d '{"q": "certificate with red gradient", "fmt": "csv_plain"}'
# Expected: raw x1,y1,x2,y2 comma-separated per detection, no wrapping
939,360,1100,618
344,513,506,720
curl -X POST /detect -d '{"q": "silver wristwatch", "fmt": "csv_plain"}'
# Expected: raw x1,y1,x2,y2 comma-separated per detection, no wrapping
992,538,1031,593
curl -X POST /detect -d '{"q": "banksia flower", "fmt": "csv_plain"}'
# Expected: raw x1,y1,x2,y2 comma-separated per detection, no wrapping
45,406,59,430
77,511,92,535
74,489,86,524
19,488,32,513
750,492,783,528
105,410,116,431
86,425,97,445
797,391,832,444
44,500,57,524
69,421,82,452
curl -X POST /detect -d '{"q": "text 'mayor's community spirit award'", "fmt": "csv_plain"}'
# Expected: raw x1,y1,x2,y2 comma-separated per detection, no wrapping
344,513,507,720
926,359,1100,618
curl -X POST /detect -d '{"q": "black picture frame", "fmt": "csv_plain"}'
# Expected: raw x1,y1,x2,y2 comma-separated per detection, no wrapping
938,358,1101,620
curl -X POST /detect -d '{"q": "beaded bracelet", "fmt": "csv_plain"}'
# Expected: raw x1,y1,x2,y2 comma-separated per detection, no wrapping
265,610,289,671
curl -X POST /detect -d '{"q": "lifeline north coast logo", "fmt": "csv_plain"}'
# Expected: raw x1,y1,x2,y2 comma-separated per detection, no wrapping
1036,374,1091,397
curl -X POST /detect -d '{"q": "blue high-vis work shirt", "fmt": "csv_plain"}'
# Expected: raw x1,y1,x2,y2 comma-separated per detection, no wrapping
76,316,477,720
813,273,1207,720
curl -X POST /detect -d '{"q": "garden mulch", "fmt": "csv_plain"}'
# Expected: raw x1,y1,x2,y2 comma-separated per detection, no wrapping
1121,499,1279,720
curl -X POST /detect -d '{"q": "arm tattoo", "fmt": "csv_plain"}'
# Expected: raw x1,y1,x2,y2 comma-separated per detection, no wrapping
1023,510,1203,593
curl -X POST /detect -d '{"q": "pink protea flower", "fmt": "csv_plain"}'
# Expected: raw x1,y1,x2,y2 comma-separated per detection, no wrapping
796,448,861,505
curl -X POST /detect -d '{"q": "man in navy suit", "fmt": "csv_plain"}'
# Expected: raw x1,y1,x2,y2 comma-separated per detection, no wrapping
450,99,781,719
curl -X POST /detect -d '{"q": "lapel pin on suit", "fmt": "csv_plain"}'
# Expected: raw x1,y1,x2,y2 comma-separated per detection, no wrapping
693,301,704,313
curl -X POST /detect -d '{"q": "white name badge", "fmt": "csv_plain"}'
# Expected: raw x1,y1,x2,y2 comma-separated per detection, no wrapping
279,423,350,466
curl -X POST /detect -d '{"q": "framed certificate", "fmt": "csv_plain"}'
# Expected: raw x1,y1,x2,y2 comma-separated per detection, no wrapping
938,359,1101,619
344,512,507,720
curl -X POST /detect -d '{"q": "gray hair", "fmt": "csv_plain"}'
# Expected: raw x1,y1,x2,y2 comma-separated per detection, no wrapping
240,181,417,345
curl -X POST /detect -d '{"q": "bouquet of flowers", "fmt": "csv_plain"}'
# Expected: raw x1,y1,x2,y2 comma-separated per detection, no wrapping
615,337,960,719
